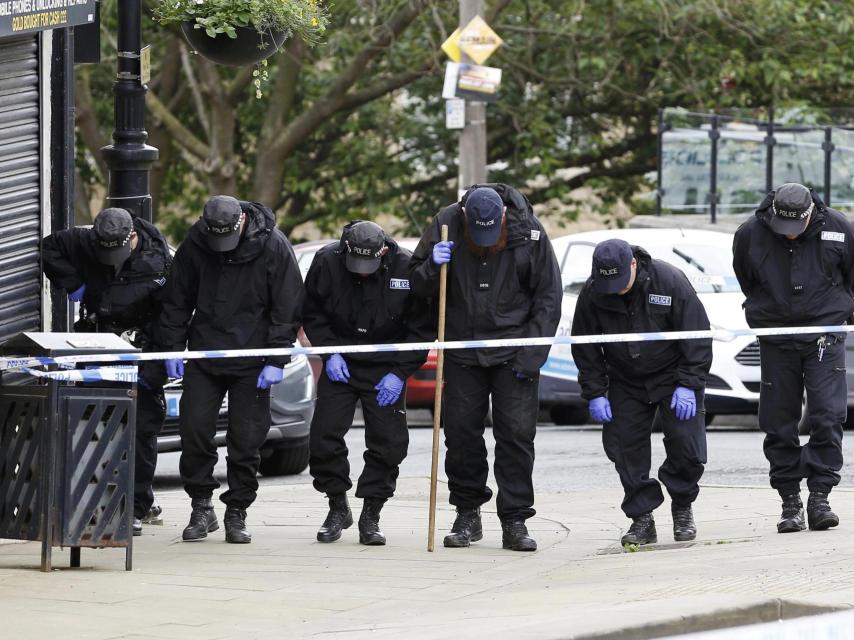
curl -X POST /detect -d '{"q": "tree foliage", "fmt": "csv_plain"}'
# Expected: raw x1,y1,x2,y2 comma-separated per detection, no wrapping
75,0,854,241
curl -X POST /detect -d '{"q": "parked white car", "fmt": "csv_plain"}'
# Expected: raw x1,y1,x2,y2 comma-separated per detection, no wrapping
540,228,761,425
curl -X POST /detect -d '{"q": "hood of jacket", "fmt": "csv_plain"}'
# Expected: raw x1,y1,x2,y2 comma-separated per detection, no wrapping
187,200,277,263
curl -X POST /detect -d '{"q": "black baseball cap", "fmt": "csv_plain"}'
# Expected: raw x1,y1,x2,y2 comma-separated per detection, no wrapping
464,187,504,246
92,208,134,266
591,239,634,294
343,221,385,274
203,195,244,252
769,183,814,236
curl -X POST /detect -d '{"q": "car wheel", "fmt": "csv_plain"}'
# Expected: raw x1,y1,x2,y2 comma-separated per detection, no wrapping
259,439,310,476
549,405,589,425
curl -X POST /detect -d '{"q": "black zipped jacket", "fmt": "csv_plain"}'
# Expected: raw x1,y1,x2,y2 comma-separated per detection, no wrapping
409,183,562,377
733,189,854,345
303,226,432,380
571,247,712,401
156,201,303,374
42,216,171,344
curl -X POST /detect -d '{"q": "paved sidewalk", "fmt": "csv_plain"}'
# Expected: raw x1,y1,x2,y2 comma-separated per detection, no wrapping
1,479,853,640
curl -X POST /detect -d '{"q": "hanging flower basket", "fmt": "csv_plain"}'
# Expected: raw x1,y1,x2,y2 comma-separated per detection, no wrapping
180,22,287,67
155,1,329,67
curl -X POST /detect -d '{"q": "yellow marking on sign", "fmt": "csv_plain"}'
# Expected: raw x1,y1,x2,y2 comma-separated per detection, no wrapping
458,15,503,65
441,27,462,63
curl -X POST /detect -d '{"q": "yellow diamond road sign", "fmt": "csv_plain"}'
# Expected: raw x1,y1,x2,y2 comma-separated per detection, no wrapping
441,28,462,63
458,16,503,65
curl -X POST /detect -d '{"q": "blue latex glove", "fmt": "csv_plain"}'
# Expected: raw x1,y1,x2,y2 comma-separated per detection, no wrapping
137,376,150,390
375,373,404,407
514,370,531,381
671,386,697,421
589,396,613,423
165,358,184,379
325,353,350,383
431,241,454,266
68,284,86,302
257,365,284,390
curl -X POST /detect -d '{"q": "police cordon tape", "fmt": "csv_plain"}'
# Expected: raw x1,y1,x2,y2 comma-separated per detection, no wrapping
20,366,139,383
1,324,852,374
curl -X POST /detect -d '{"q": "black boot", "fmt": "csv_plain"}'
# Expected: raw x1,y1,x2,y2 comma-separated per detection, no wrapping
777,493,806,533
807,491,839,531
359,498,386,546
443,507,483,548
317,494,353,543
132,517,142,536
621,512,657,545
501,520,537,552
182,498,219,541
224,507,252,544
672,504,697,542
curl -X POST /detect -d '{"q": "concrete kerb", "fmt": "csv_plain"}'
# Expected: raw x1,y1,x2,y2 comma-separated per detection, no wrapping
576,600,845,640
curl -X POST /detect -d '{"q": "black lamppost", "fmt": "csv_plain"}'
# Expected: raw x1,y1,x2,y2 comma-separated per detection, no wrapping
100,0,158,223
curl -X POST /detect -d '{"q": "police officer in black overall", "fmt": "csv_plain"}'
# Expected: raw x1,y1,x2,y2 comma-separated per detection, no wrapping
733,183,854,533
303,221,431,545
42,207,172,536
410,185,562,552
156,195,304,544
571,239,712,545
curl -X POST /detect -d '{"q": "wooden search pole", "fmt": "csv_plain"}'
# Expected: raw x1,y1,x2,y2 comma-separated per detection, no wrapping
428,224,450,552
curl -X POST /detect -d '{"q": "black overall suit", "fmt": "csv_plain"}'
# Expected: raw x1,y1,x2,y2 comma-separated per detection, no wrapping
303,233,431,499
156,202,304,509
733,191,854,496
409,184,562,522
42,217,171,520
571,248,712,518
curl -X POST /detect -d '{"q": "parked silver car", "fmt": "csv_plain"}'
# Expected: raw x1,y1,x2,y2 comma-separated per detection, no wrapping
157,354,315,476
541,228,760,425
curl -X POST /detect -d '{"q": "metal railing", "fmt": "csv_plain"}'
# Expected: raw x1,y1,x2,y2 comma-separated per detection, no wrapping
656,108,854,221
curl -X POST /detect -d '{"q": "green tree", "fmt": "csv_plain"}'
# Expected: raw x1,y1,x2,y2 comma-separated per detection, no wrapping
75,0,854,241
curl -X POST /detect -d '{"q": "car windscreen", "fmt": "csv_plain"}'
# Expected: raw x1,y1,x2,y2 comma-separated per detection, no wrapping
656,244,741,293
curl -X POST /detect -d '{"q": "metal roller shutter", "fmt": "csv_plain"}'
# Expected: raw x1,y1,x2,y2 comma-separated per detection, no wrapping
0,35,40,344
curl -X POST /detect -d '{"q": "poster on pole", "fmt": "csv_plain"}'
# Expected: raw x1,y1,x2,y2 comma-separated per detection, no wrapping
0,0,97,38
455,63,502,103
445,98,465,129
442,62,502,103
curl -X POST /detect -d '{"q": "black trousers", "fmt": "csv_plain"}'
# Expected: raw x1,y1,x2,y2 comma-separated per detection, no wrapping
178,361,271,509
442,359,538,522
758,337,846,496
604,381,707,518
309,362,408,499
134,382,166,519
